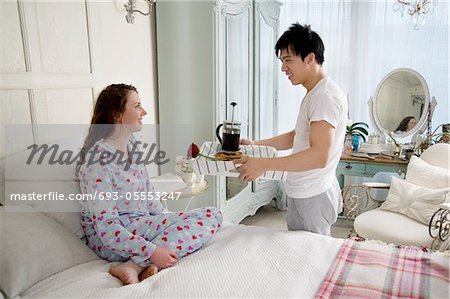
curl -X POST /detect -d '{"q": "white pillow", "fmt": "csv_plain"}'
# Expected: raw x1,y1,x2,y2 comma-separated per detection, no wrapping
380,177,449,225
0,206,98,298
2,138,85,238
405,156,450,189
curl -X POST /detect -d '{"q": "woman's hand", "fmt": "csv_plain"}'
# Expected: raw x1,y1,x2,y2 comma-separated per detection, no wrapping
150,247,179,269
240,138,254,145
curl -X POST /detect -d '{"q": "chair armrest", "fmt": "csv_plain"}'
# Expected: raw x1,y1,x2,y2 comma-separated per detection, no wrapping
342,184,386,220
429,201,450,251
362,182,390,189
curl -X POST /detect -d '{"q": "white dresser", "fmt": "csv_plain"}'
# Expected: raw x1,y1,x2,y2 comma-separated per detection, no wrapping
156,0,282,223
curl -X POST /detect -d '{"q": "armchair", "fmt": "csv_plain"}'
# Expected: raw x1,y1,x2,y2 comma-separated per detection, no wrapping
353,143,450,251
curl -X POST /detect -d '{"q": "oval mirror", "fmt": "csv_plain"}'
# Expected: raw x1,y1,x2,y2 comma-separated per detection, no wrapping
369,68,430,138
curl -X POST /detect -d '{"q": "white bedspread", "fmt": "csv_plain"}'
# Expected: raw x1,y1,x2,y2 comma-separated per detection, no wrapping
19,224,343,298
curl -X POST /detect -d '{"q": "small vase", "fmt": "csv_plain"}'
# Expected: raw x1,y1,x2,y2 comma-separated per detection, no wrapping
181,172,196,187
352,135,361,152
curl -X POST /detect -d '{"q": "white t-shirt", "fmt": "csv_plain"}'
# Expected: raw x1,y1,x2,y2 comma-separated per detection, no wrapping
285,77,347,200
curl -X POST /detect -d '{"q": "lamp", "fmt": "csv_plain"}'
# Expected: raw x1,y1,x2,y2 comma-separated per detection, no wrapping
124,0,156,24
393,0,438,29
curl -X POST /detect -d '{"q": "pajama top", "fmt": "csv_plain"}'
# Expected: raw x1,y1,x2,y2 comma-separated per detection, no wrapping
79,139,222,267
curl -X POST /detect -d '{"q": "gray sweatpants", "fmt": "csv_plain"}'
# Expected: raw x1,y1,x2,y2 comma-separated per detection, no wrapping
286,182,342,236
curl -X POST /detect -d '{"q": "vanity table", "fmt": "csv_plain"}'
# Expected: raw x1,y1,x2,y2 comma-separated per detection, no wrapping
337,155,408,189
338,67,436,222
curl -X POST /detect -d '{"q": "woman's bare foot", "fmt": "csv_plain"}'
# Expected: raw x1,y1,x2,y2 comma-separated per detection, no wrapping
138,264,159,281
110,260,144,285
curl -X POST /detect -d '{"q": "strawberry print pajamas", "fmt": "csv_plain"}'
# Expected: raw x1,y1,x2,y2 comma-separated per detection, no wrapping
79,140,222,267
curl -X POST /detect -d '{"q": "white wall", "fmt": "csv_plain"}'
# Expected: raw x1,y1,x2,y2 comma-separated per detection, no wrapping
0,0,159,179
96,1,158,126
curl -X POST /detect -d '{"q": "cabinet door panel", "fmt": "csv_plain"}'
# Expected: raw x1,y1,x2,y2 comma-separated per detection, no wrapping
222,2,253,201
253,0,281,191
225,11,250,138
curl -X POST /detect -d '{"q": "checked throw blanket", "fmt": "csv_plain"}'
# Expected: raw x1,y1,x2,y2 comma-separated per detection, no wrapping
315,238,450,298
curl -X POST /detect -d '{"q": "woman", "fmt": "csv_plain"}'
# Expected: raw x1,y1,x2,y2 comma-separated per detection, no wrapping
77,84,222,285
395,116,416,133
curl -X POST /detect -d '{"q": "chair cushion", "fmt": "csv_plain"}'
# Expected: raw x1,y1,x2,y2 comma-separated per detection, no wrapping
354,209,432,247
406,155,450,189
0,206,98,298
379,177,448,225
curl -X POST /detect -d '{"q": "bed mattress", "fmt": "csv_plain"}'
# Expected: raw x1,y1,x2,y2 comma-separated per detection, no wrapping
19,224,343,298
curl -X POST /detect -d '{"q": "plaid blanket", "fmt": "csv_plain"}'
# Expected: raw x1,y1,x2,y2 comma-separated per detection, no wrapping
316,239,450,299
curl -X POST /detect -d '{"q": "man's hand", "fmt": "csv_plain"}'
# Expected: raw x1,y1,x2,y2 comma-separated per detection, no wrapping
233,156,267,181
240,138,254,145
150,247,179,269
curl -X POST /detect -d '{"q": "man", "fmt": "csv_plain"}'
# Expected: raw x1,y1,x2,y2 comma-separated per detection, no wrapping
235,23,347,236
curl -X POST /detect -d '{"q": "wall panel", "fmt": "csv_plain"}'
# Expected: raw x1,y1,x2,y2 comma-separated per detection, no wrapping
1,0,26,73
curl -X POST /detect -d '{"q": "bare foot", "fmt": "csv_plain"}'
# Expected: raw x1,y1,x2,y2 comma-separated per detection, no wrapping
110,260,144,285
138,264,159,281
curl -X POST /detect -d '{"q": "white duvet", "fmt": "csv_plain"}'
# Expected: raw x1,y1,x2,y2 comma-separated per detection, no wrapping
19,224,343,298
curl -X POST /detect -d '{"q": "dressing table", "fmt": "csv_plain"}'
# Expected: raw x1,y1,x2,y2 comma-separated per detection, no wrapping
339,68,436,220
337,155,408,189
340,67,436,190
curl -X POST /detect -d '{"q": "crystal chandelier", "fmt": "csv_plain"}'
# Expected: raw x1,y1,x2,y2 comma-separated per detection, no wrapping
393,0,438,30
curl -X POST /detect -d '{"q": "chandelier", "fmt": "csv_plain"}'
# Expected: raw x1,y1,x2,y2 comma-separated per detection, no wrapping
393,0,438,30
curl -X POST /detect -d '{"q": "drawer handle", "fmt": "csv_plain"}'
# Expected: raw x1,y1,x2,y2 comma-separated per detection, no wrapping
345,164,352,169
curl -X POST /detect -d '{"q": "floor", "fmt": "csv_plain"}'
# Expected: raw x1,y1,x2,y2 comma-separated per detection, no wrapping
240,204,353,239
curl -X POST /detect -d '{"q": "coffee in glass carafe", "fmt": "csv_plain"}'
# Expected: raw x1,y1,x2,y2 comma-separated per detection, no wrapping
216,121,241,152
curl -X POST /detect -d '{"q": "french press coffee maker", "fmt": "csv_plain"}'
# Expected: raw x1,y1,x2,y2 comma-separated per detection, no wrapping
216,102,241,152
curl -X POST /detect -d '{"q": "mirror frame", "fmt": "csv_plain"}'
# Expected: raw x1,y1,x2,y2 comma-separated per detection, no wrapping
369,68,433,138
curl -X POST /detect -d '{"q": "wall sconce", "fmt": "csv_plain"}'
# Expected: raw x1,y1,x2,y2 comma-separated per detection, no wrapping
393,0,438,30
124,0,156,24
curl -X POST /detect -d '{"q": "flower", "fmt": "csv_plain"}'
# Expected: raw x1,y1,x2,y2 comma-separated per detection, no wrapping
175,143,199,174
187,143,200,159
175,143,211,175
187,143,212,159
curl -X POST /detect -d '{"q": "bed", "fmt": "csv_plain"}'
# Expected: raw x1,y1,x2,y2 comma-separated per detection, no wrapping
1,141,449,298
1,210,449,299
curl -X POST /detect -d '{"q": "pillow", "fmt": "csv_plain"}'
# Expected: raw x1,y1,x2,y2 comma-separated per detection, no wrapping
405,156,450,189
0,206,98,298
380,177,449,225
2,138,85,238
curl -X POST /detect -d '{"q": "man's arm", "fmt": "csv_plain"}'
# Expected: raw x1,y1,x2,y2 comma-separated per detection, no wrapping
242,130,295,151
235,121,334,180
266,121,334,171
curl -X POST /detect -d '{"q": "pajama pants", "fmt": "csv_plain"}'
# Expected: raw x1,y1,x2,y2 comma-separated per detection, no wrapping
86,207,223,265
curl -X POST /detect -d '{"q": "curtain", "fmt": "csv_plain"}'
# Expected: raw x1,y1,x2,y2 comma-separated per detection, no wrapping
277,0,448,134
276,0,448,194
277,0,353,135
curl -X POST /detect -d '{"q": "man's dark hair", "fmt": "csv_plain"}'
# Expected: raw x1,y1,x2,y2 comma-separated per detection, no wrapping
275,23,325,65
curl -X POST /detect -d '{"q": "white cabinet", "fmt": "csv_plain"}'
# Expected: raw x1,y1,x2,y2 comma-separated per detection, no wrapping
156,0,282,223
